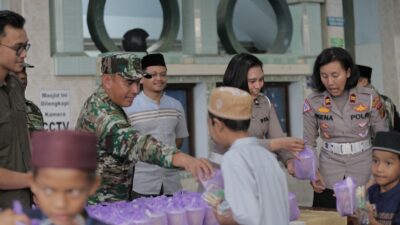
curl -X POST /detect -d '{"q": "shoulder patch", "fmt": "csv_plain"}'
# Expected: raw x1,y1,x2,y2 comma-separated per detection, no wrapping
372,96,381,108
303,99,311,113
349,93,357,104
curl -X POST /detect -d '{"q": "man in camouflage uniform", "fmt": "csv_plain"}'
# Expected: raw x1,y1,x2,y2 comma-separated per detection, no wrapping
357,65,400,132
12,63,44,133
76,52,212,204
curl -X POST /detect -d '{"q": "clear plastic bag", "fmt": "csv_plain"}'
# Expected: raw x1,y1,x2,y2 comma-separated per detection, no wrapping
294,146,317,180
288,192,300,221
333,177,357,216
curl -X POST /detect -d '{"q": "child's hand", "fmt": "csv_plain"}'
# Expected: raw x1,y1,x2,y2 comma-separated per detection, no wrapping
348,214,361,225
0,209,31,225
367,203,378,224
212,207,239,225
202,192,222,208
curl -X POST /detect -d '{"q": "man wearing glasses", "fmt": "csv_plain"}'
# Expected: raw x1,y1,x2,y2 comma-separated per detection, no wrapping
124,53,189,199
0,10,32,209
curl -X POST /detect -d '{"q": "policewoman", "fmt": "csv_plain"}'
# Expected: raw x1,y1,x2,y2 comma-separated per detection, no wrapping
303,47,388,208
222,53,304,172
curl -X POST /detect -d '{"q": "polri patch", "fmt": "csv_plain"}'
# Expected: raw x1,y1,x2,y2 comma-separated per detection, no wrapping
353,103,368,112
318,106,330,113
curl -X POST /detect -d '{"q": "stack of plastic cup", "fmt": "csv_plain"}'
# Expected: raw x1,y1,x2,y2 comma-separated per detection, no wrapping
166,208,188,225
186,206,205,225
203,205,218,225
148,212,168,225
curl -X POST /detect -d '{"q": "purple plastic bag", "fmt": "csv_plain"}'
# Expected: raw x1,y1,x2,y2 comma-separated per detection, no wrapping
203,205,219,225
333,177,357,216
87,192,213,225
294,146,317,180
288,192,300,221
200,169,224,191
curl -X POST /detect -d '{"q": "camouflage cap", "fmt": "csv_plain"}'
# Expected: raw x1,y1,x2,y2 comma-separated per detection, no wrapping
99,52,150,80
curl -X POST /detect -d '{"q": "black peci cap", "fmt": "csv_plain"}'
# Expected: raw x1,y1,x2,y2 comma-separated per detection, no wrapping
372,131,400,155
141,53,166,70
357,65,372,80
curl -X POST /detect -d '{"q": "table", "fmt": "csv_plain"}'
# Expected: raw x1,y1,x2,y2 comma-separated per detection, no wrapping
290,209,348,225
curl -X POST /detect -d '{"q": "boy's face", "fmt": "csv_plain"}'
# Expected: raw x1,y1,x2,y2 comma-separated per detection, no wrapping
371,150,400,191
30,168,99,225
207,115,229,151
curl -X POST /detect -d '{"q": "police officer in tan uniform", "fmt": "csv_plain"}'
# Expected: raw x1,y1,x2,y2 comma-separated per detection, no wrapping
303,47,388,208
222,53,304,171
357,64,400,132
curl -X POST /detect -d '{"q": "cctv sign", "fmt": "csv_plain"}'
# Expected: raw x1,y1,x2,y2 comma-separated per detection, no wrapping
40,90,70,131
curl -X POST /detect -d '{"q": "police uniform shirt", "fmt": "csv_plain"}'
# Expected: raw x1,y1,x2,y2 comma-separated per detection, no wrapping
303,86,388,189
249,94,293,163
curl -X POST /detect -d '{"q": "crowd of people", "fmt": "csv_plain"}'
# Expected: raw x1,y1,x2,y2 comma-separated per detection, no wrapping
0,9,399,225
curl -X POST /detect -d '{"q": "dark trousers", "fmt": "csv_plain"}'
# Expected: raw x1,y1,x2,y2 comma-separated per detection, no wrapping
312,188,336,209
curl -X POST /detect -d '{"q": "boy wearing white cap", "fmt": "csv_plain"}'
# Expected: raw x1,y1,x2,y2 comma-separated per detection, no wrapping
206,87,289,225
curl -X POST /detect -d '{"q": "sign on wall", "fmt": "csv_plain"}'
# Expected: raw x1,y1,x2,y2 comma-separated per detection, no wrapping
40,90,70,131
325,0,345,48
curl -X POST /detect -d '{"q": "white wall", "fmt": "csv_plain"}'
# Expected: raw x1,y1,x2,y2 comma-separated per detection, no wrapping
193,82,209,158
354,0,384,92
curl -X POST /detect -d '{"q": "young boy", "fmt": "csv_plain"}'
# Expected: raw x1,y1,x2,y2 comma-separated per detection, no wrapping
207,87,289,225
26,131,108,225
367,131,400,225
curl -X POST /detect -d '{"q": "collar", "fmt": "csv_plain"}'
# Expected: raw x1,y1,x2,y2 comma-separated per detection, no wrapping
254,93,265,106
0,74,10,87
378,182,400,196
33,209,88,225
231,137,259,148
141,91,165,104
97,85,112,103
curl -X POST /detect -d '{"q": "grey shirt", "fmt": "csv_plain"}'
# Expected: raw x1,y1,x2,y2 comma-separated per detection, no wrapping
124,92,189,195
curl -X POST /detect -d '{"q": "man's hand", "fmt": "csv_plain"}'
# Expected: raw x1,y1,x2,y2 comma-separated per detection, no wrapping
270,137,304,154
172,152,213,180
310,170,326,193
0,209,30,225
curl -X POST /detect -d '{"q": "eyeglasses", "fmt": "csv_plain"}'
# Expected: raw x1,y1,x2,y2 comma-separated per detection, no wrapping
0,42,30,56
144,72,167,79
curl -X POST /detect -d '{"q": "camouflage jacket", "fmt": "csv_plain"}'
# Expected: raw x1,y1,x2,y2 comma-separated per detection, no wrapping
26,100,44,132
75,85,179,204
